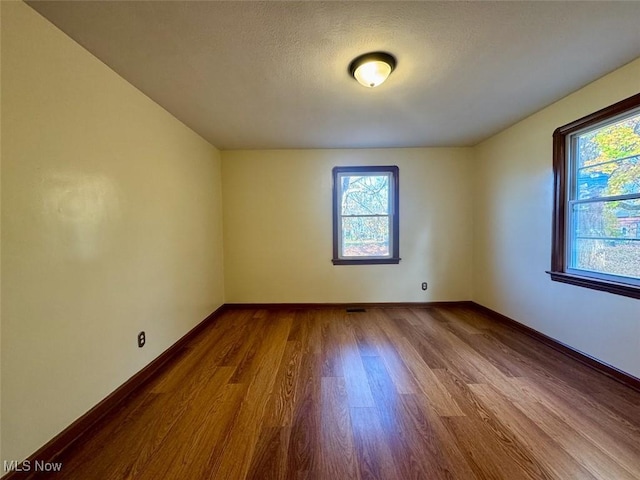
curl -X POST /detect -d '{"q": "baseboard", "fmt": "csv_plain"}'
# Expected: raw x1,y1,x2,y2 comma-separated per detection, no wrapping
3,300,471,478
11,299,635,479
471,302,640,393
224,301,474,310
1,305,228,480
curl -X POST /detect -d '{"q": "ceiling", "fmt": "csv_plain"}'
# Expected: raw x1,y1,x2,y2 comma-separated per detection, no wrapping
27,1,640,150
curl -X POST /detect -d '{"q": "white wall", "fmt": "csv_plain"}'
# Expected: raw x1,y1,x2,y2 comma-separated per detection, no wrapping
222,148,473,303
1,2,225,464
473,57,640,378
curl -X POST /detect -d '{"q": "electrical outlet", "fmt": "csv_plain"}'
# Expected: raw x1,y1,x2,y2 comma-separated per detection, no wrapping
421,282,428,291
138,331,146,348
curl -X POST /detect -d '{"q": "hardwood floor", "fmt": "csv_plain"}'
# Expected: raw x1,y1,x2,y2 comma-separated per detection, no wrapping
50,305,640,479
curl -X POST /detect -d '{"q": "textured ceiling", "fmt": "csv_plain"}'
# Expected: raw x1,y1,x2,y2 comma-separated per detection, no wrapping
27,1,640,150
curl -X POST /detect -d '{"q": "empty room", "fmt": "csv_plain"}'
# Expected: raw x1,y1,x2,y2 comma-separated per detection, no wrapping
2,1,640,479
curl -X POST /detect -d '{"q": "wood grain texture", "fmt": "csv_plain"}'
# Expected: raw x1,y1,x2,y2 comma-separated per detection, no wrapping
16,305,640,480
472,303,640,391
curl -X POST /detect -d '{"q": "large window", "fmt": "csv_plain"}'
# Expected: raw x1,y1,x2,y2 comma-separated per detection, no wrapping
550,93,640,299
332,166,400,265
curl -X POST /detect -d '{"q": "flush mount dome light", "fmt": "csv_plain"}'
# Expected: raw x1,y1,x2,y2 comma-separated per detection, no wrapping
349,52,396,88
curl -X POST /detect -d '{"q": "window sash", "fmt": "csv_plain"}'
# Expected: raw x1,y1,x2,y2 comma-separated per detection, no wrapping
570,193,640,205
565,267,640,287
565,203,640,280
339,214,392,259
336,171,394,259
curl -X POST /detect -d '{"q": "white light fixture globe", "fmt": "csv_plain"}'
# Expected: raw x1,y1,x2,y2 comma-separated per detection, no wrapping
349,52,396,88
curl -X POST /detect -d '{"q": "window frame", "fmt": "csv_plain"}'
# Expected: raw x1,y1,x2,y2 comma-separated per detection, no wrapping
549,92,640,299
332,165,400,265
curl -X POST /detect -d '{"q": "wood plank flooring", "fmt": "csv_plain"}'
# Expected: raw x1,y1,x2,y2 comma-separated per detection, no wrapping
49,305,640,479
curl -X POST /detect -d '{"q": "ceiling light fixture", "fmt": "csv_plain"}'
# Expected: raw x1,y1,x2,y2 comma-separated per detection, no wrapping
349,52,396,88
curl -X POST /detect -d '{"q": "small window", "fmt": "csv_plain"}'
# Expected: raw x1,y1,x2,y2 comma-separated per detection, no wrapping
332,166,400,265
549,93,640,299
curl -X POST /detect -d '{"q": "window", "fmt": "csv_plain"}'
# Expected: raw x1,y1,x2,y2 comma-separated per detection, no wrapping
332,166,400,265
550,92,640,299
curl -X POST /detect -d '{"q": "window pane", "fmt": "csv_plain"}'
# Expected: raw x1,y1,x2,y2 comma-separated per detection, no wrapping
341,174,389,215
572,238,640,279
341,216,390,257
576,111,640,200
576,111,640,168
577,154,640,200
570,198,640,279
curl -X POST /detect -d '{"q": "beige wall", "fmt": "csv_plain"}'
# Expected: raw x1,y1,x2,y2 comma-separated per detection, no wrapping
1,2,225,464
222,148,473,303
473,57,640,378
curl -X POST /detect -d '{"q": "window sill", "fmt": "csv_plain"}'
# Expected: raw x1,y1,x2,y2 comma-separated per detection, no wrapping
547,271,640,300
332,257,401,266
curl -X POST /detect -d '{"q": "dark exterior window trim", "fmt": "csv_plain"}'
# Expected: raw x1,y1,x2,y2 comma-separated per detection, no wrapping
332,165,400,265
548,92,640,299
